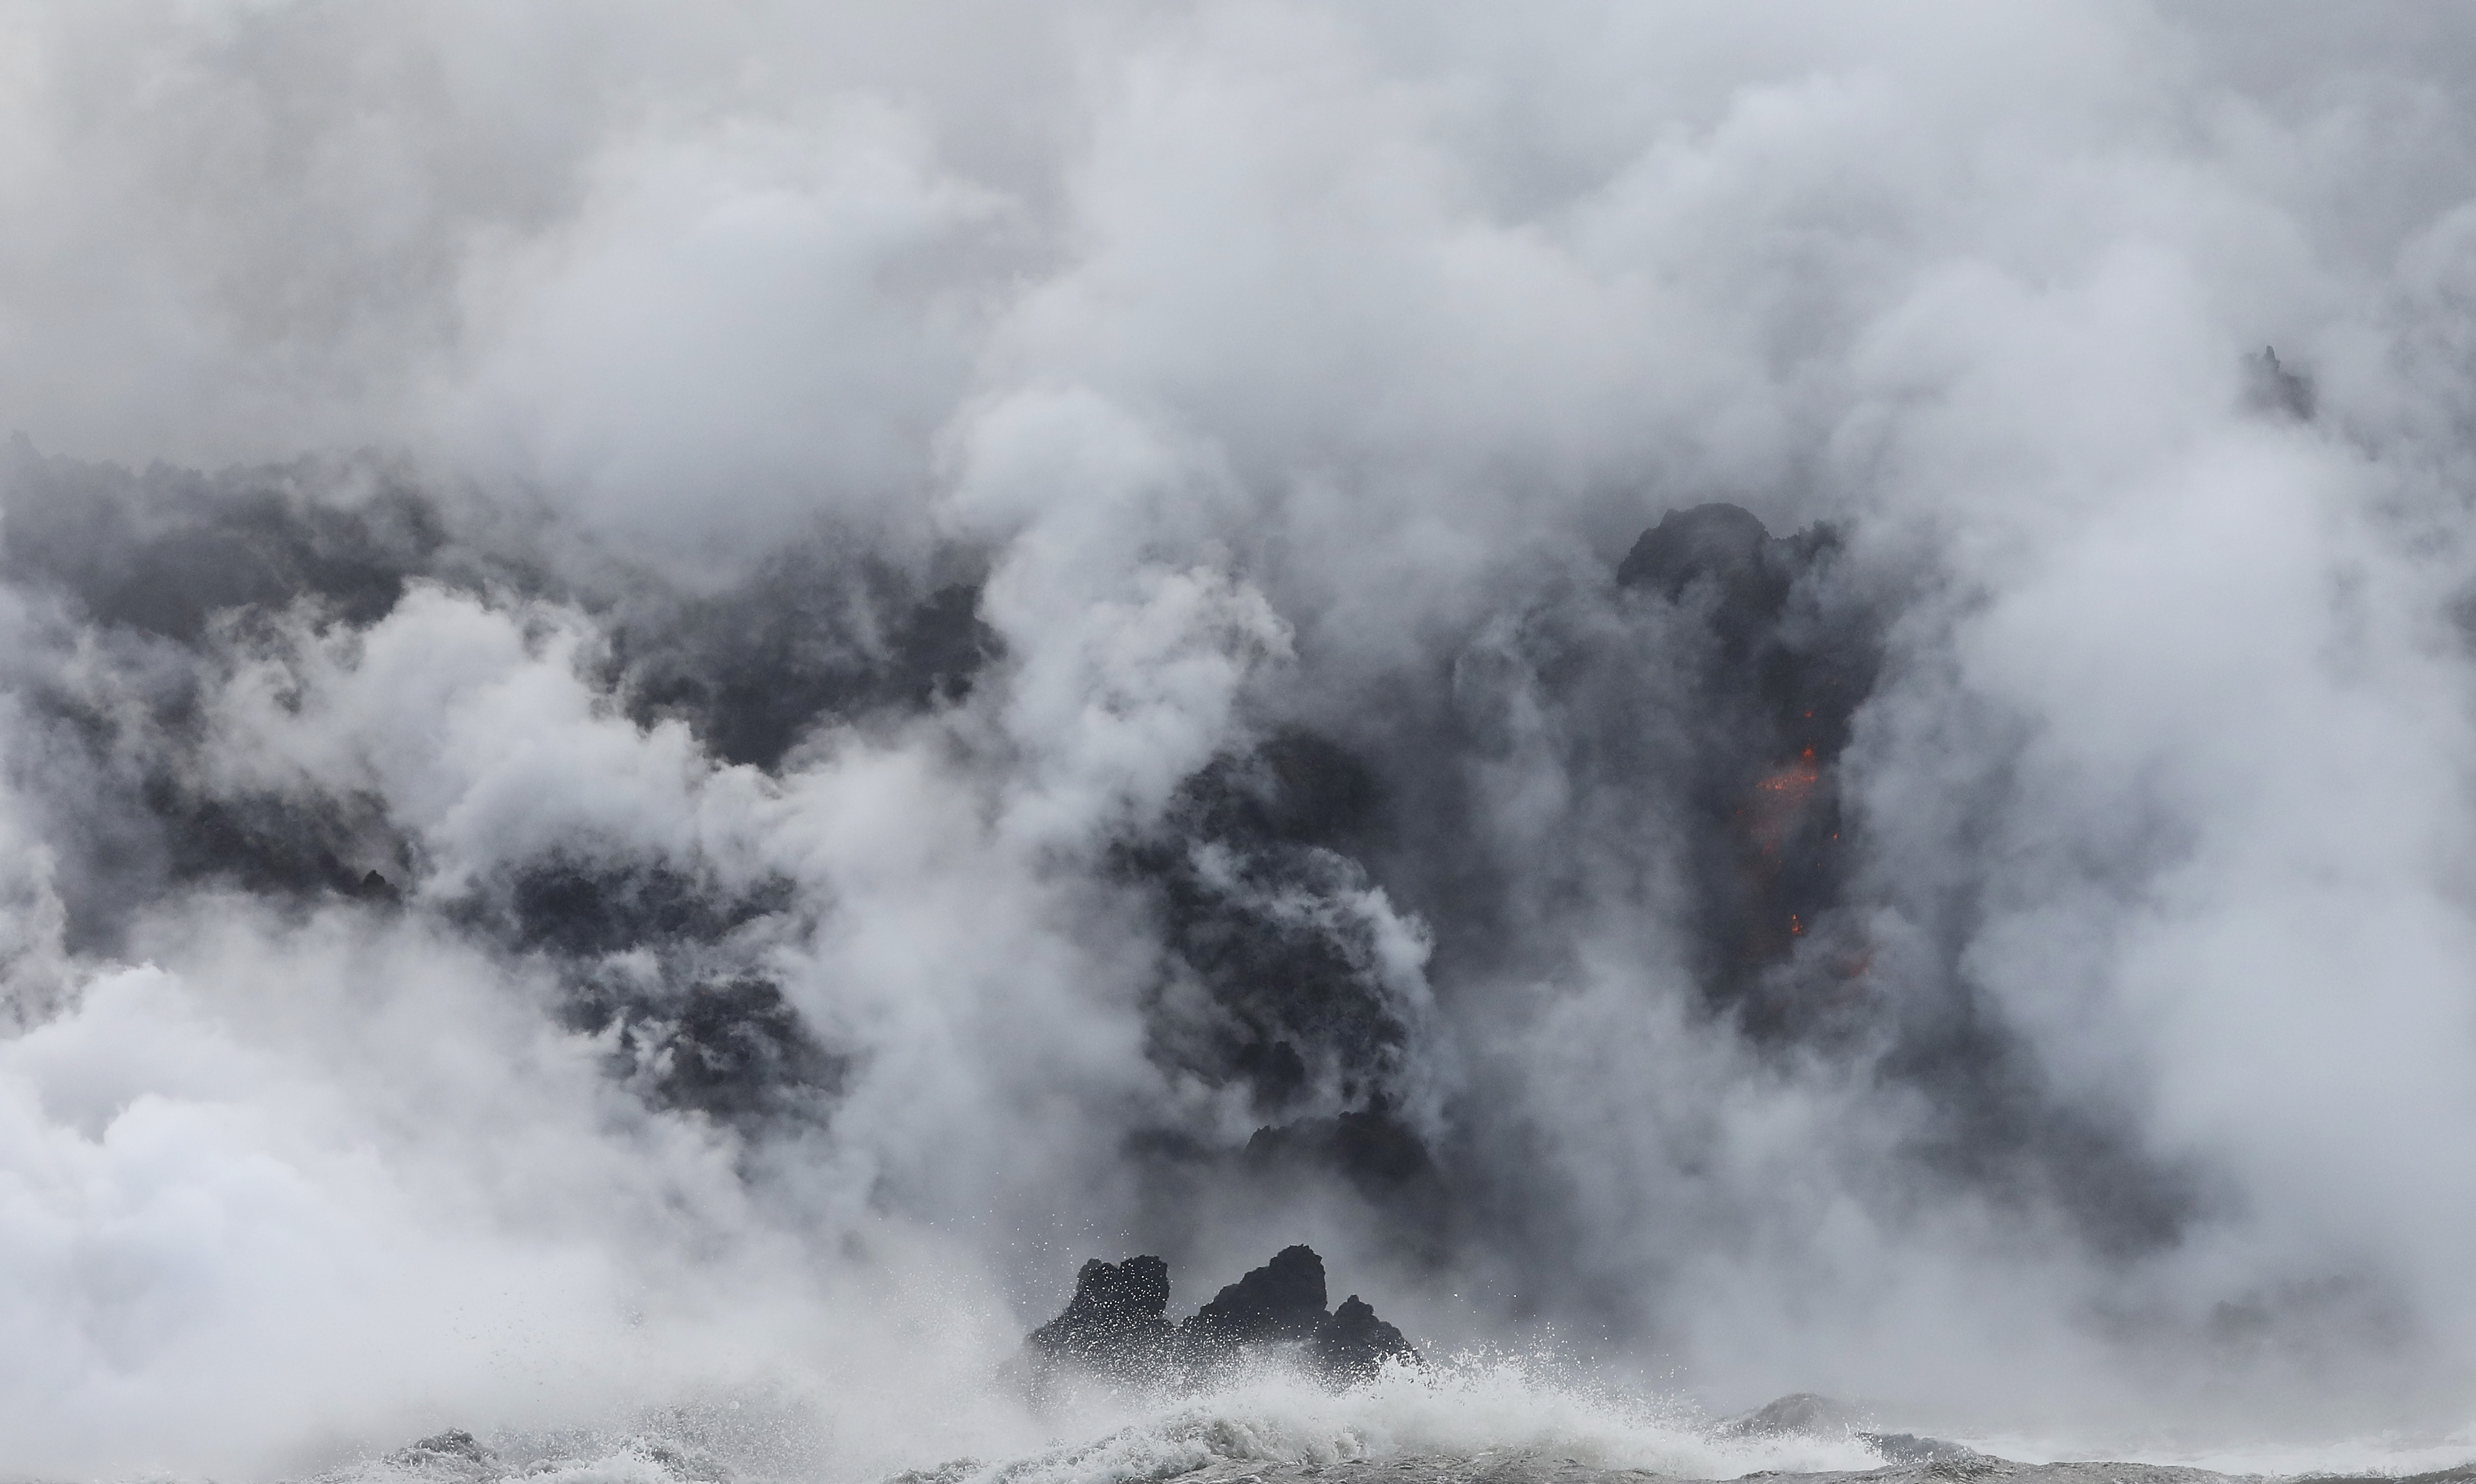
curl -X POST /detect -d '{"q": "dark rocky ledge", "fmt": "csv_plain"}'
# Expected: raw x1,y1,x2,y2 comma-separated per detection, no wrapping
1025,1244,1414,1391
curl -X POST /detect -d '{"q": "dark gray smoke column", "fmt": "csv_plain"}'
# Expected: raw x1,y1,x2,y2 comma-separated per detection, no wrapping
3,2,2476,1476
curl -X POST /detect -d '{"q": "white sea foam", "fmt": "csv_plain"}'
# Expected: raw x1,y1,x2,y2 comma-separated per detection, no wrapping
259,1356,2476,1484
1937,1427,2476,1480
882,1360,1889,1484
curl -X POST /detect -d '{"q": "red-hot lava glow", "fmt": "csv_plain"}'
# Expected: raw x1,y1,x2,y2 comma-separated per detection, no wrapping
1747,746,1820,856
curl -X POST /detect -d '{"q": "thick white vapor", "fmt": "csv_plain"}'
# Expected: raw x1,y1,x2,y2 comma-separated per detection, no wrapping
4,1,2476,1477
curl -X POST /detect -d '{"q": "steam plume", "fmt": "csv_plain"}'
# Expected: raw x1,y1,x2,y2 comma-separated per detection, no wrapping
4,2,2476,1476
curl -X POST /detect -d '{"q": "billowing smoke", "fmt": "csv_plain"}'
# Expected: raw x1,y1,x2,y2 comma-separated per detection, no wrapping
6,1,2476,1476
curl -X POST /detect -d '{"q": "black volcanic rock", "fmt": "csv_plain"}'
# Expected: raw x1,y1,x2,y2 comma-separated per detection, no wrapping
1312,1293,1414,1379
1026,1255,1174,1379
1024,1245,1414,1392
1182,1244,1330,1353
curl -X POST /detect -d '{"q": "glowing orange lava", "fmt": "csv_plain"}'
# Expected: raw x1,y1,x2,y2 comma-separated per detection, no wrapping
1746,746,1820,854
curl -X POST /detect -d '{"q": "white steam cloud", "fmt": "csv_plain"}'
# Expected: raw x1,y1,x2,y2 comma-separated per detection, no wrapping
4,2,2476,1478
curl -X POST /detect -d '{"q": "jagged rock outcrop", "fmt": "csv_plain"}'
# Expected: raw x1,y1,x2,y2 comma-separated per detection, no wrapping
1025,1244,1414,1391
1024,1255,1174,1378
1313,1293,1413,1380
1181,1244,1331,1355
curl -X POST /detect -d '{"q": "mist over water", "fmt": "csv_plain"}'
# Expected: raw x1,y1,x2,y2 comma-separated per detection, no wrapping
5,2,2476,1478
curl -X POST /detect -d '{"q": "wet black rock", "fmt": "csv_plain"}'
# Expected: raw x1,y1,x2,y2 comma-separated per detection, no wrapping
1026,1255,1174,1377
1182,1244,1331,1351
1313,1293,1413,1381
1026,1245,1413,1392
